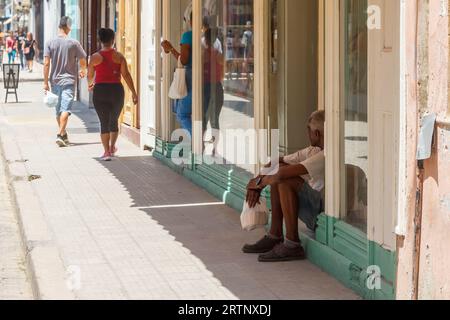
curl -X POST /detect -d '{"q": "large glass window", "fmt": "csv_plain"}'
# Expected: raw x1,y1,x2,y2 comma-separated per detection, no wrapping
341,0,368,233
63,0,81,41
201,0,255,173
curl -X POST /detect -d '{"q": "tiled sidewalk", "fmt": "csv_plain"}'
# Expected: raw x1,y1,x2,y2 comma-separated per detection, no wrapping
0,145,33,300
0,82,359,300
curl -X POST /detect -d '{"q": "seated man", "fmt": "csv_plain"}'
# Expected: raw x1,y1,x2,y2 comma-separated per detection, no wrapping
243,110,325,262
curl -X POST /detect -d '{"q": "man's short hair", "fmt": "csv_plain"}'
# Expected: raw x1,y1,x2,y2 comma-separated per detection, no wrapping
309,110,325,135
59,16,72,29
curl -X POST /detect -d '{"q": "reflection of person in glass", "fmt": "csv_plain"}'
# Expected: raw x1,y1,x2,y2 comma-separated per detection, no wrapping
241,21,254,90
225,29,235,80
202,17,222,54
241,21,253,60
161,13,193,136
202,27,225,146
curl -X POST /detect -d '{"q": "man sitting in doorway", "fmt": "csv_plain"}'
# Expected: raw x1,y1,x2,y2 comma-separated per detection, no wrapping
243,110,325,262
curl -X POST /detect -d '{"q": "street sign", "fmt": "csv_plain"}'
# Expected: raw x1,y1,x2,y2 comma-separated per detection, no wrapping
3,64,20,103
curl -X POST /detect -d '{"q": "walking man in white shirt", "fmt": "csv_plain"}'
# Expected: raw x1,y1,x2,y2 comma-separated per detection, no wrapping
243,110,326,262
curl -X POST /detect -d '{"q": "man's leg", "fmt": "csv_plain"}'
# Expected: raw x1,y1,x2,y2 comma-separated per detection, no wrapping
242,182,284,254
242,178,303,254
278,179,304,243
269,182,285,239
58,86,75,137
58,112,70,136
258,179,305,262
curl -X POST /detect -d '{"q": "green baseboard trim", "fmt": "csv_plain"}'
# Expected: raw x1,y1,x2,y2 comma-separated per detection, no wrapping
152,146,396,300
153,151,185,175
299,231,395,300
184,168,246,212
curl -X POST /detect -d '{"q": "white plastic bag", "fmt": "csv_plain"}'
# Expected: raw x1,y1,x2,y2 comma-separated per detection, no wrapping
168,57,188,100
240,198,269,231
44,91,59,108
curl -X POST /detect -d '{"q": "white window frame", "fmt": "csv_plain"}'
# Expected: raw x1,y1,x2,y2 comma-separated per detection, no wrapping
324,0,402,250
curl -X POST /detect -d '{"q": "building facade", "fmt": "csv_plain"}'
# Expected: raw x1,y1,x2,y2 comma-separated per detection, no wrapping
138,0,450,300
32,0,450,300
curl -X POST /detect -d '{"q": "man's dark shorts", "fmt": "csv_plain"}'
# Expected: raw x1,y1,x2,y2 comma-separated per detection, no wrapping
298,183,324,231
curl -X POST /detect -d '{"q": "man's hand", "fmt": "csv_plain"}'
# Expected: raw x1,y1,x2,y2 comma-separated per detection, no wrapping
246,178,263,209
246,189,261,209
79,69,87,79
247,178,262,191
44,83,50,92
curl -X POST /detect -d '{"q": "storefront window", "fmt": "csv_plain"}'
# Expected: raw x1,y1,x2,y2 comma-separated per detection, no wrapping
201,0,255,173
63,0,81,41
341,0,368,233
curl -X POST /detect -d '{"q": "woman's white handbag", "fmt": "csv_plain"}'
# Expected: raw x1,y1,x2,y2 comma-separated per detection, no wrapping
44,91,59,108
168,56,188,100
240,198,269,231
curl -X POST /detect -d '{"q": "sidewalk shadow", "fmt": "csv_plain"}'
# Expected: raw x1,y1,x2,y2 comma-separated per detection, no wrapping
68,142,102,147
70,101,101,134
96,155,353,300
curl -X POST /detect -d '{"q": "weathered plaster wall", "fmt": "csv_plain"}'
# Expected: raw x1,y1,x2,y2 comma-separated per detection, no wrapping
397,0,450,300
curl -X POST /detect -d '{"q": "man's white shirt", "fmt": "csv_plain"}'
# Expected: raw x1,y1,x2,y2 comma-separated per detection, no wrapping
283,146,325,193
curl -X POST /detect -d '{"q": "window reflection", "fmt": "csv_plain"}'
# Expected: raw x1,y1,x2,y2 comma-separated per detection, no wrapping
202,0,255,173
342,0,368,233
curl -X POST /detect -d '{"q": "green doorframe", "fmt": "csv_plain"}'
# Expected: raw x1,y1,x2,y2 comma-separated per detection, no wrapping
153,139,396,300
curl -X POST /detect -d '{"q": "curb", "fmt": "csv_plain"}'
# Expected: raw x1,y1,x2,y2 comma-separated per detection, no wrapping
0,117,76,300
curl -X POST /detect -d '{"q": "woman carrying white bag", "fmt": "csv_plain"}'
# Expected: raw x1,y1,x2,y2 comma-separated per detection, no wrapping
161,11,193,137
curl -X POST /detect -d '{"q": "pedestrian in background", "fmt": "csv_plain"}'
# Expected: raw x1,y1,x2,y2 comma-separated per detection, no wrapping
6,32,16,64
43,16,87,148
24,32,38,72
87,28,138,162
17,30,26,70
161,11,193,137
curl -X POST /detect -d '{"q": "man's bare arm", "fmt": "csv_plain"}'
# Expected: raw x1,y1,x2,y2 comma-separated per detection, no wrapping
79,58,87,78
259,164,308,189
43,56,51,91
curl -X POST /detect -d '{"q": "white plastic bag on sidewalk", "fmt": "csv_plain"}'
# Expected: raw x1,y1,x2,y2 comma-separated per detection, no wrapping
44,91,59,108
241,198,269,231
168,56,188,100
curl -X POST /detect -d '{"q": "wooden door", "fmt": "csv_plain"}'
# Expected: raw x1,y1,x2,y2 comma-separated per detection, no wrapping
118,0,139,128
367,0,400,250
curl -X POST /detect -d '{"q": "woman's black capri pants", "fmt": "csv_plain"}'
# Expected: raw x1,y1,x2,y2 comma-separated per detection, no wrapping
93,83,125,134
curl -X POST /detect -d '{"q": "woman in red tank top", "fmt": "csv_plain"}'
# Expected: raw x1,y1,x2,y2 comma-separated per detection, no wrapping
87,28,138,161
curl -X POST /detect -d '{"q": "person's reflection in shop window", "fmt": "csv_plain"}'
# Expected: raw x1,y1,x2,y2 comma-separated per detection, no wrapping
202,27,224,157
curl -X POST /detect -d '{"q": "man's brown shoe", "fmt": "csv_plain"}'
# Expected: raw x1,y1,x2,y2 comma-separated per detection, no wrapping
242,235,283,254
258,243,306,262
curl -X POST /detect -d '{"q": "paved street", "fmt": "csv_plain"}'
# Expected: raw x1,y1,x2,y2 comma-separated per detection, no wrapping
0,82,359,300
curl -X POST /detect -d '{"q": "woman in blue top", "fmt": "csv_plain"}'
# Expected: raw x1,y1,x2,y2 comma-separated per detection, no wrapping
161,12,193,137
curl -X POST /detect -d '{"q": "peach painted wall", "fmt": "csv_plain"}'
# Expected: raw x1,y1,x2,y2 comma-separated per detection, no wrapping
397,0,450,300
